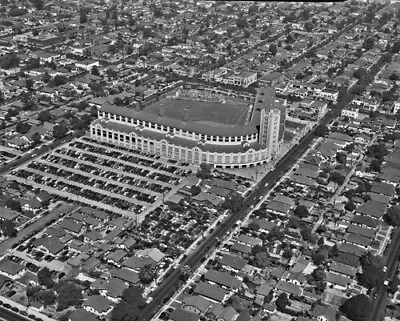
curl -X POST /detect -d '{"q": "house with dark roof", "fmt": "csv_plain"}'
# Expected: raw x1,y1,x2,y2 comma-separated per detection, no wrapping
329,262,357,278
218,254,247,272
266,200,291,216
370,182,396,197
310,304,337,321
356,200,387,219
91,277,128,301
204,270,242,291
83,295,113,317
111,268,139,284
237,234,262,247
332,252,360,268
122,255,156,271
344,233,371,249
33,236,65,255
59,218,84,235
182,295,213,315
276,280,302,296
326,271,352,290
207,304,238,321
169,308,200,321
68,309,98,321
0,259,24,279
105,249,128,266
194,282,228,303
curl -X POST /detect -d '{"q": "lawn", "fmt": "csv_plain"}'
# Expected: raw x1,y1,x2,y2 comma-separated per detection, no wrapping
17,271,38,286
146,98,249,127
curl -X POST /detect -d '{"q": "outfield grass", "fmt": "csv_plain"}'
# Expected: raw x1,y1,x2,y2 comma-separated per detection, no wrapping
146,98,249,127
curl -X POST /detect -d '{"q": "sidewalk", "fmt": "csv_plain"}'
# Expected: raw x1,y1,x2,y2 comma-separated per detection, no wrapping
0,295,56,321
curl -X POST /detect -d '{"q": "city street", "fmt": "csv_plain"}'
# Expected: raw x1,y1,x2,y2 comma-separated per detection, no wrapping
141,111,335,321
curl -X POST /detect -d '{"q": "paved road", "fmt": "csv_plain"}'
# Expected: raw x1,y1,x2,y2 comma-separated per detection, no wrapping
140,111,336,320
0,306,32,321
369,227,400,321
0,129,85,175
0,203,77,255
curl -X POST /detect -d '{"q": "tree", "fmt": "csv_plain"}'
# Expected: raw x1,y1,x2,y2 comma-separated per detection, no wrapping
196,163,213,180
91,65,100,76
327,245,338,259
38,110,51,123
38,267,54,288
350,84,365,96
282,248,292,259
139,264,156,284
0,53,19,69
31,0,44,10
340,294,372,321
301,226,314,243
358,252,385,289
222,193,244,213
345,201,356,212
276,293,289,311
42,72,51,83
311,252,326,265
255,251,270,268
38,289,57,306
79,8,88,24
0,220,17,237
304,21,313,32
294,205,309,218
236,17,248,29
190,185,201,196
248,222,260,231
52,123,68,139
362,37,375,50
329,171,345,186
106,68,118,80
267,227,284,242
26,78,35,91
312,267,326,281
369,158,382,172
336,152,347,164
389,73,399,81
55,281,83,311
26,284,42,306
383,205,400,226
315,124,328,137
16,122,31,134
111,286,145,321
76,101,89,111
70,117,84,130
391,41,400,54
269,43,277,56
31,132,41,145
353,68,367,79
53,75,67,86
111,300,140,321
5,199,21,212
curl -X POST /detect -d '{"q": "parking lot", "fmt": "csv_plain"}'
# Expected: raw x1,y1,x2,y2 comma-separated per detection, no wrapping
8,136,192,219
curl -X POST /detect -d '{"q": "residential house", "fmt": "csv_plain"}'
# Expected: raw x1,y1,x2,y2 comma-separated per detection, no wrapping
204,270,242,292
69,309,98,321
82,295,113,317
182,295,213,315
0,259,25,279
194,282,228,303
91,277,128,302
169,308,200,321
